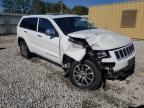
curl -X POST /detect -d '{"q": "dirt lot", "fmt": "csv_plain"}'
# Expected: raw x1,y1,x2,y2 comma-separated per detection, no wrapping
0,35,144,108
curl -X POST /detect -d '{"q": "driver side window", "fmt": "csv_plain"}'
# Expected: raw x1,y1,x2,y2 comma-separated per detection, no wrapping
38,18,58,36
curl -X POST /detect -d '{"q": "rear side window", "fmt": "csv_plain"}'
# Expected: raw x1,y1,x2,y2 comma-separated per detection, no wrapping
38,18,55,33
20,17,38,31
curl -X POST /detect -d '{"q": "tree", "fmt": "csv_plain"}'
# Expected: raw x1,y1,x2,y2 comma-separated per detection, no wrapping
45,2,56,13
15,0,31,14
72,6,88,15
32,0,46,14
59,1,72,14
45,2,62,14
45,1,72,14
2,0,88,15
2,0,14,13
2,0,31,14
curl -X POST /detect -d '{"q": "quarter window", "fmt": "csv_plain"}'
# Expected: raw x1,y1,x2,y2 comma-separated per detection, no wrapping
20,18,38,31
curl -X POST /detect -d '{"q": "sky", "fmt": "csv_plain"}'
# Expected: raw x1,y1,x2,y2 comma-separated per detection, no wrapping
44,0,132,8
0,0,133,13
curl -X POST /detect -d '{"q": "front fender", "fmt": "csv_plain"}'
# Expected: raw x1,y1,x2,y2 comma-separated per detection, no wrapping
64,48,86,61
61,36,86,62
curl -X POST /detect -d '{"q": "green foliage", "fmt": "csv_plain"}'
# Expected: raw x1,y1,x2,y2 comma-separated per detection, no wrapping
2,0,14,13
72,6,88,15
1,0,88,15
2,0,31,13
45,1,72,14
32,0,46,14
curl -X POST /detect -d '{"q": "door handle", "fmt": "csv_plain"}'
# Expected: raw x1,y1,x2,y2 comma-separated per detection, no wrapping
24,31,27,33
37,35,42,38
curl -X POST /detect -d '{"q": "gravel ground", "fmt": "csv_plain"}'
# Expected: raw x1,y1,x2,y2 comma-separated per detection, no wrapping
0,35,144,108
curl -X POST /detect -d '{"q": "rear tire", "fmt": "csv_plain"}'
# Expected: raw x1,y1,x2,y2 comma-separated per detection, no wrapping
69,60,102,91
19,41,32,58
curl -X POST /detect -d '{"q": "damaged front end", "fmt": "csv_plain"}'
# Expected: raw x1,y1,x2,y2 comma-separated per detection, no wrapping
63,36,135,81
85,48,135,80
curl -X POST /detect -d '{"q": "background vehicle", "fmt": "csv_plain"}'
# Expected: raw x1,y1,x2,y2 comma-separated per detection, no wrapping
17,14,136,90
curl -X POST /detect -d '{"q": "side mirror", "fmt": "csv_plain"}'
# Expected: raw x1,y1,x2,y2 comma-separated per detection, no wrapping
45,28,56,36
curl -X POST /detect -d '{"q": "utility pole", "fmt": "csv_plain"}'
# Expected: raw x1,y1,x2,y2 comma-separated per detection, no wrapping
60,0,63,14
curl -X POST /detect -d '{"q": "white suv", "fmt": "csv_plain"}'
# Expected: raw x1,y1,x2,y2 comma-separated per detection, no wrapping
17,14,136,90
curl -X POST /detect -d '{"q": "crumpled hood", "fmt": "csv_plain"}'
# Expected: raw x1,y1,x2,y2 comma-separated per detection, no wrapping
68,29,132,50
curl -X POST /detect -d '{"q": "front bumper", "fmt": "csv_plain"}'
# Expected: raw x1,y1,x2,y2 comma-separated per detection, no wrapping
101,49,136,80
102,49,136,71
104,57,135,80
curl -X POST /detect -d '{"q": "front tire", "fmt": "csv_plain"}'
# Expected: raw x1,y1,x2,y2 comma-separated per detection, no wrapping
19,41,32,58
69,60,102,90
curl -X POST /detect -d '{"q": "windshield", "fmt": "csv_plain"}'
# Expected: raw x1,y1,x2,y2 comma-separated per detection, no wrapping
54,17,96,35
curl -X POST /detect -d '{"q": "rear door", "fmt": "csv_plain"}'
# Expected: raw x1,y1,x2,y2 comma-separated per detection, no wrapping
33,18,60,64
18,17,38,52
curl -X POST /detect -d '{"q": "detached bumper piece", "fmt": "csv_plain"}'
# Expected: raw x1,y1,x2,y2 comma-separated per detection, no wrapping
103,57,135,80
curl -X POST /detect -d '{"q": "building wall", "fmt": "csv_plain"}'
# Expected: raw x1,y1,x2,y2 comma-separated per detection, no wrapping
89,1,144,39
0,13,24,35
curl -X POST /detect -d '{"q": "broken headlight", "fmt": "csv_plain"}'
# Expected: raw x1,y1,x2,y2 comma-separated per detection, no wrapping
96,50,110,58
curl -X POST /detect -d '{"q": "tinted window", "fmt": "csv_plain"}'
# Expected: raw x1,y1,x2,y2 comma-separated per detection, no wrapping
20,18,38,31
38,18,56,34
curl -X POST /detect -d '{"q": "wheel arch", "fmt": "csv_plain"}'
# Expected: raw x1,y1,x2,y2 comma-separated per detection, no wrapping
18,37,32,52
18,37,25,46
62,54,75,66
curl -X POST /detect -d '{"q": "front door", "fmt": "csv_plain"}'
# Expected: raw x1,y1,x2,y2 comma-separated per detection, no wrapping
32,18,60,64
